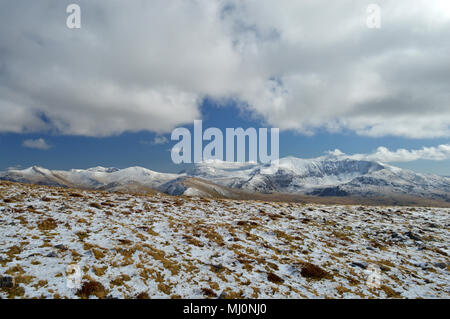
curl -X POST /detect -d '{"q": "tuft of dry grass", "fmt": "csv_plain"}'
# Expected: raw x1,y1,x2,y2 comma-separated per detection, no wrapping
77,280,107,299
299,262,332,280
201,287,217,298
158,283,172,295
111,274,131,286
92,266,107,277
89,202,102,209
76,231,89,241
1,285,25,298
92,248,105,260
135,292,150,299
380,285,401,298
37,218,58,231
69,192,84,198
267,272,284,284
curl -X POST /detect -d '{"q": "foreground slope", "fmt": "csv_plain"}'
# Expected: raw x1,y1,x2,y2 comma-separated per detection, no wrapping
0,181,449,298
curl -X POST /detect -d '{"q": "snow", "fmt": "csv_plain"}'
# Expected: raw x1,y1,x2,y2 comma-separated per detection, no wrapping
0,180,449,299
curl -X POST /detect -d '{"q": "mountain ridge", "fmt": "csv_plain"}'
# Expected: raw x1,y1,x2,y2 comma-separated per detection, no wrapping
1,155,449,205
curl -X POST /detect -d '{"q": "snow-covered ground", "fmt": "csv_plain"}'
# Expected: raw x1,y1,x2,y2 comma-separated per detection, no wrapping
0,180,448,299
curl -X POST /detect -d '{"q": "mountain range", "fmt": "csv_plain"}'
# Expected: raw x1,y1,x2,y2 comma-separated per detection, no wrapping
1,154,449,206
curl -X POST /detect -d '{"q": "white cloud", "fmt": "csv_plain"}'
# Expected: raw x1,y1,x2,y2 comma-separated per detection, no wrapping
22,138,51,150
6,165,22,170
0,1,449,138
140,135,169,145
152,136,169,145
331,144,450,163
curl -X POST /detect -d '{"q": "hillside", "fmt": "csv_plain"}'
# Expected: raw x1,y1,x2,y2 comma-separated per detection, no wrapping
0,181,449,299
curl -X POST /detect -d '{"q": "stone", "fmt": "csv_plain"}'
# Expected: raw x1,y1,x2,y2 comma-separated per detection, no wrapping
84,250,94,257
413,262,429,270
209,264,223,272
0,276,15,288
350,261,368,269
217,292,227,299
405,231,421,241
46,251,57,258
433,262,446,269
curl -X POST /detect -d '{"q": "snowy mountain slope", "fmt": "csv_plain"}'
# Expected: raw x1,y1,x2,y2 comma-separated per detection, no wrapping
184,156,450,201
160,176,245,198
305,162,450,200
1,154,448,202
0,166,180,192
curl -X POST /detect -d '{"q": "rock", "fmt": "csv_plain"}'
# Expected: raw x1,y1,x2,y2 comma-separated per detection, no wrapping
46,251,57,258
405,231,421,241
350,262,368,269
0,276,15,288
391,231,399,238
54,244,68,250
209,264,223,272
433,262,446,269
390,232,405,241
217,292,227,299
413,262,429,270
379,265,390,272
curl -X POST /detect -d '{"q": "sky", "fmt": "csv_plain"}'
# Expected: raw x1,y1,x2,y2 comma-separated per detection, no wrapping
0,1,449,175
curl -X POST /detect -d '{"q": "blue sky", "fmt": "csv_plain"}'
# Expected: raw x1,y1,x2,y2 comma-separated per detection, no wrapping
1,98,449,175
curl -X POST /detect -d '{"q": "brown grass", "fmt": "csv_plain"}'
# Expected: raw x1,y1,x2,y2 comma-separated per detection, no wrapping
89,202,102,209
77,280,107,299
69,192,84,198
267,272,284,284
299,262,332,280
135,292,150,299
76,231,89,241
37,218,58,231
381,285,402,298
201,287,217,298
158,283,172,295
111,274,131,286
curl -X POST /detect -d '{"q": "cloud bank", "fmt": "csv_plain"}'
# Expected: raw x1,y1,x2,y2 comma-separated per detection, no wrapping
331,144,450,163
0,1,449,137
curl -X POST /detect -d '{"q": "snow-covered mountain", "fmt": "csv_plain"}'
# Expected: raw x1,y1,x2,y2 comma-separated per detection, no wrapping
183,155,450,201
0,165,179,192
1,154,449,202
